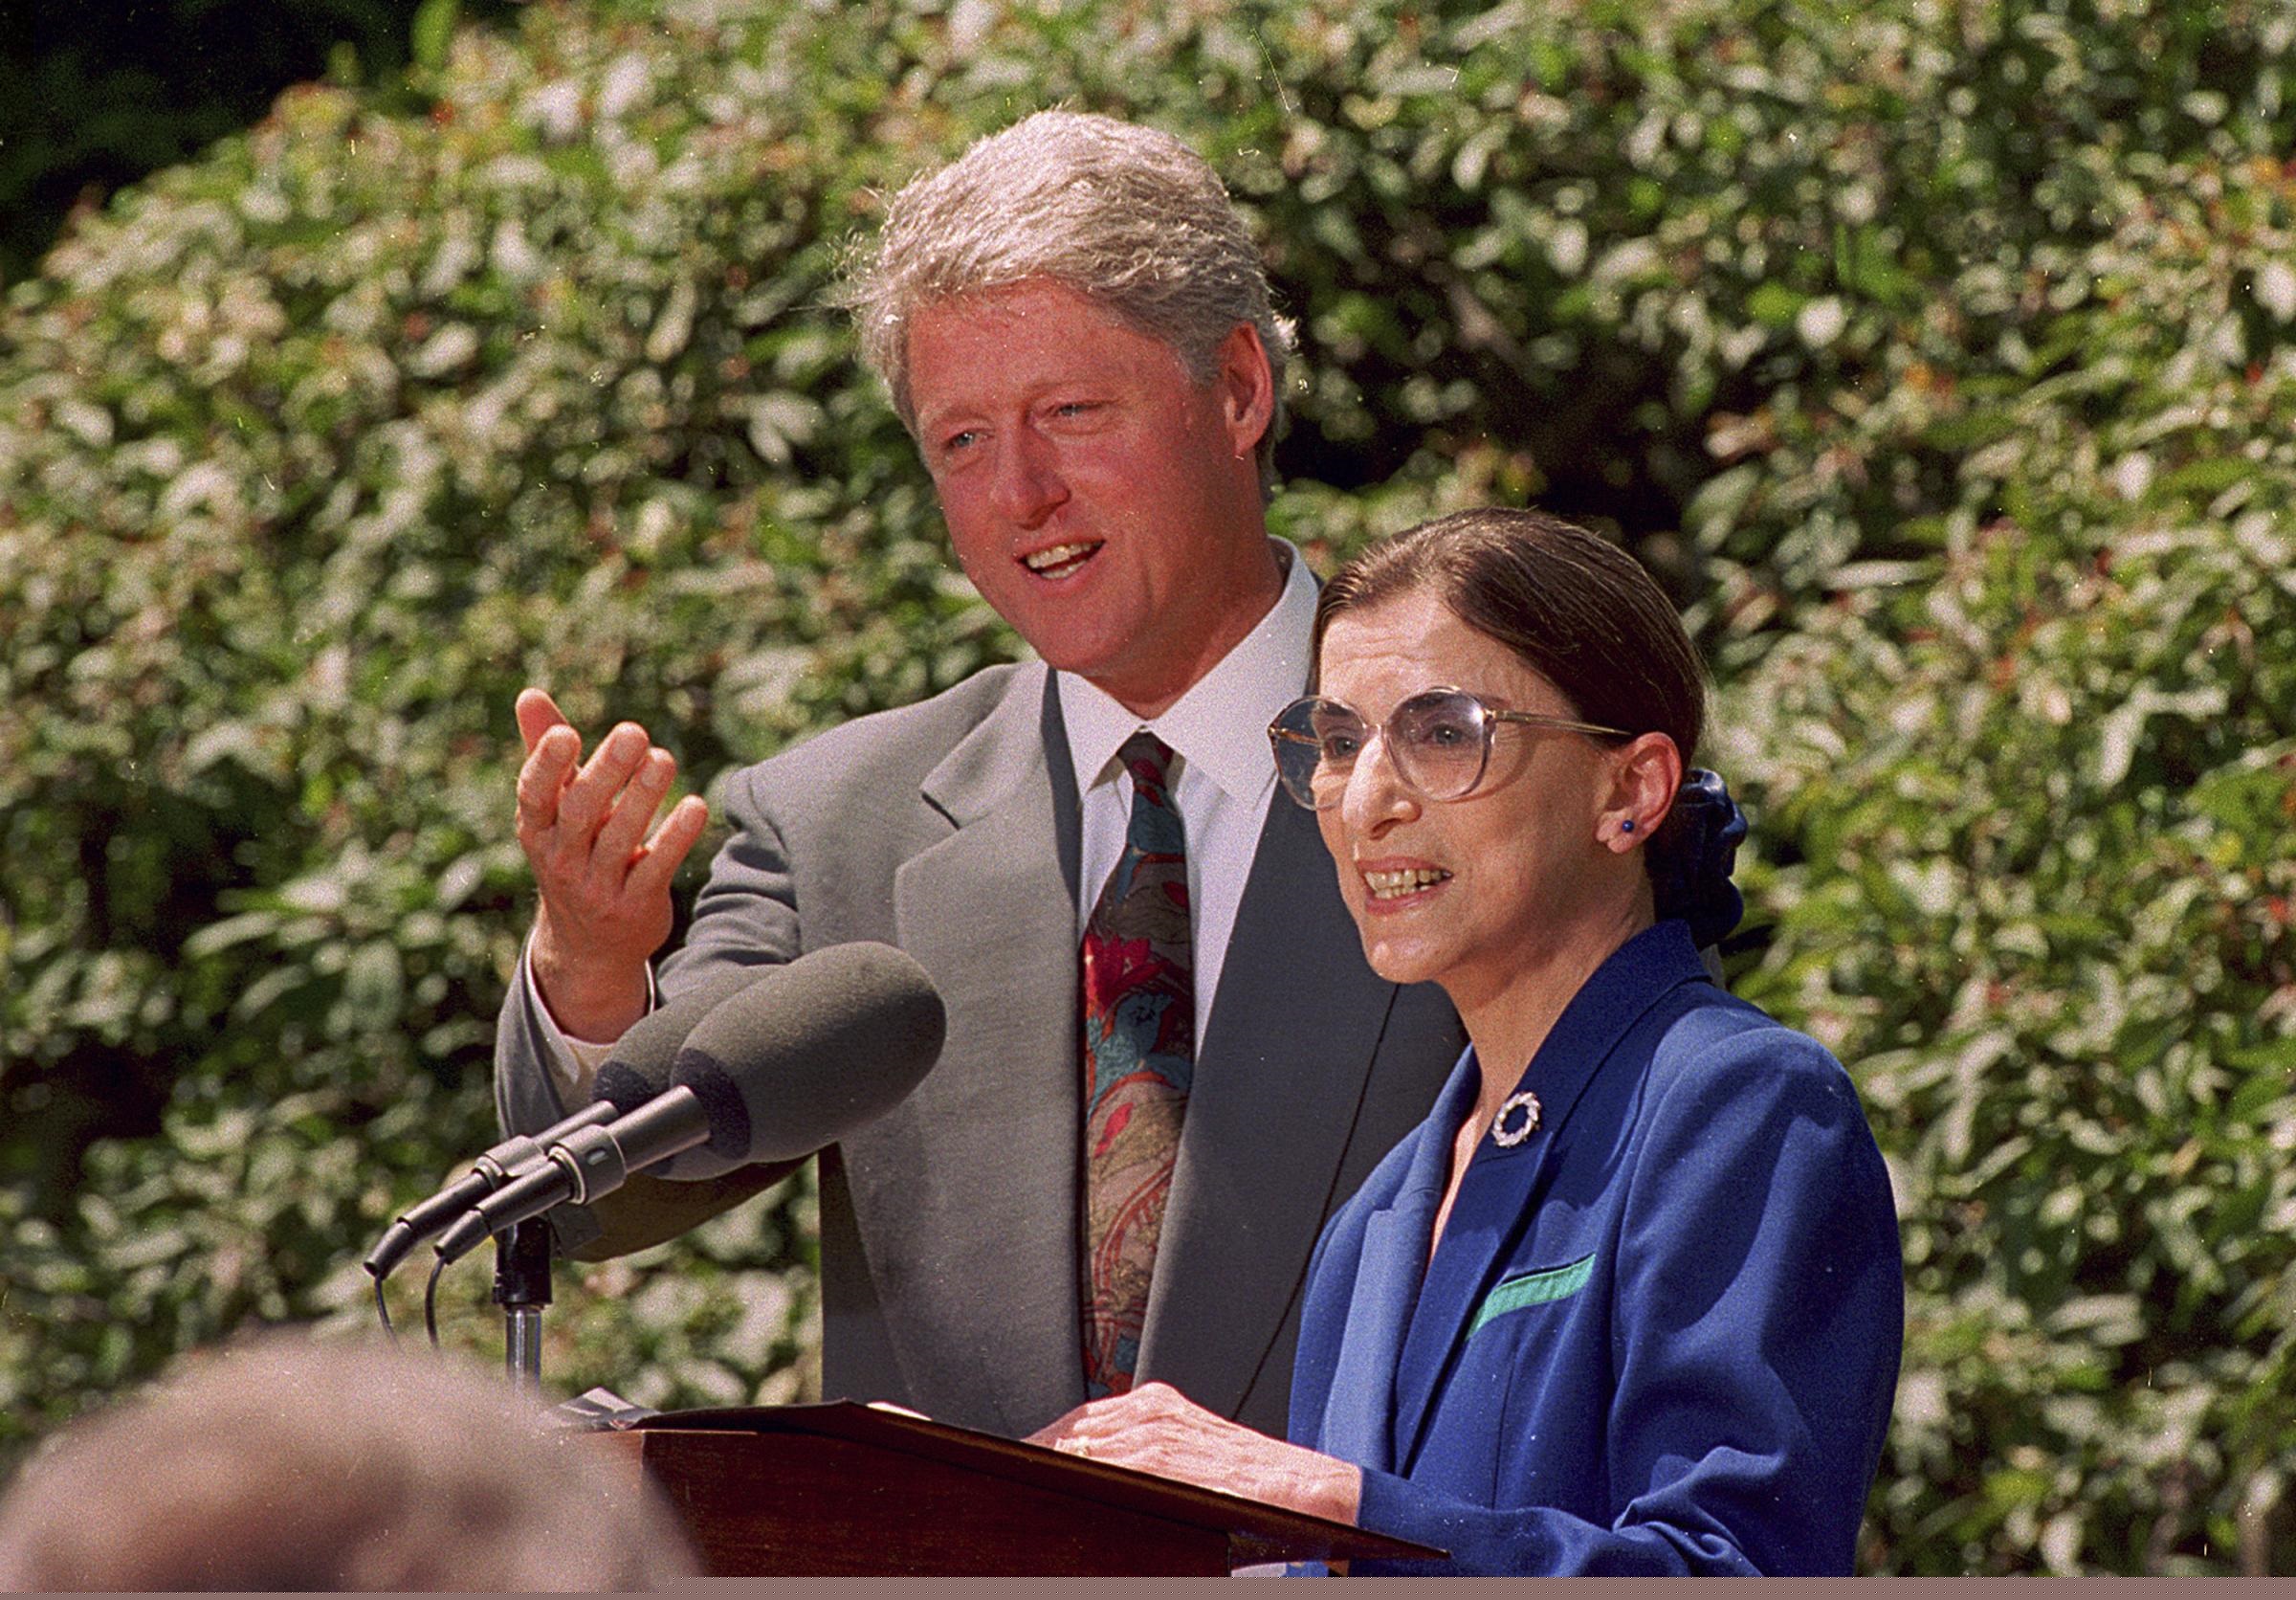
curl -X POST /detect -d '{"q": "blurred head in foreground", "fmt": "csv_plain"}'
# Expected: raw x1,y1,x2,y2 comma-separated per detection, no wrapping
0,1332,695,1591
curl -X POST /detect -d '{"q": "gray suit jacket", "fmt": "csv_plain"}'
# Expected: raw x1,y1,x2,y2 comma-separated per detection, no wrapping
497,660,1465,1438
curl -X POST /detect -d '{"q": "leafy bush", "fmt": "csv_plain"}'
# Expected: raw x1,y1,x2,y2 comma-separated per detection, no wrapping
4,0,2291,1573
3,0,990,1461
1719,143,2296,1573
2,1,525,284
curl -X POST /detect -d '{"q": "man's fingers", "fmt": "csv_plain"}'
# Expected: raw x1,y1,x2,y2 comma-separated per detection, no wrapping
595,748,677,864
515,687,570,755
627,795,710,899
558,722,651,839
515,726,582,833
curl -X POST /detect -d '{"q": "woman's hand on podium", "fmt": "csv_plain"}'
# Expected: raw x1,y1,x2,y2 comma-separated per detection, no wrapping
1029,1382,1362,1527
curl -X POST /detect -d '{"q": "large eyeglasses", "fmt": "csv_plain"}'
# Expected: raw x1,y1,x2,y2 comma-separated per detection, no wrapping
1268,686,1630,811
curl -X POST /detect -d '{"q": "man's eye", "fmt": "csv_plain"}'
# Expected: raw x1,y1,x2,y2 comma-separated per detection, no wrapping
1319,732,1362,761
942,429,981,454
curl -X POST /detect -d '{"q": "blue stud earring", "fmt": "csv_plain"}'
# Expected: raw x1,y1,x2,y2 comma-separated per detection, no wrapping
1620,819,1636,833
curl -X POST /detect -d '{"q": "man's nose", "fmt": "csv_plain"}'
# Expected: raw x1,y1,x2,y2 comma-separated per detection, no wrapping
992,427,1070,526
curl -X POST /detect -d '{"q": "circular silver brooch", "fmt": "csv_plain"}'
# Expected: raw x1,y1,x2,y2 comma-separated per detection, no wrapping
1490,1089,1543,1146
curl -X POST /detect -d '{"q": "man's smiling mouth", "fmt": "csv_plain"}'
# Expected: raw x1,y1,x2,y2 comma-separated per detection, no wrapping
1021,540,1103,579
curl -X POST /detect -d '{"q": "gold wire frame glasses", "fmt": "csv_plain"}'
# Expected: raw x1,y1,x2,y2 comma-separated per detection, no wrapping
1268,686,1630,810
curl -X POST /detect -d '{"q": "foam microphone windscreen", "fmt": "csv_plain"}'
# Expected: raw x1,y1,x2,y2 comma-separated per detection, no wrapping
664,942,947,1175
588,969,775,1115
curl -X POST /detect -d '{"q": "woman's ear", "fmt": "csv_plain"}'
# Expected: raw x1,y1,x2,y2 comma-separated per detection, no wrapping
1600,733,1682,853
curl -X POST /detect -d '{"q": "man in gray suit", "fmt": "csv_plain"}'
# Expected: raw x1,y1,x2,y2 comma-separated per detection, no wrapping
496,111,1464,1440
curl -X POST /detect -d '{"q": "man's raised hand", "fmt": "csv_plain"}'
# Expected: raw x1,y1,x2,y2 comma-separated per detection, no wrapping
512,687,710,1042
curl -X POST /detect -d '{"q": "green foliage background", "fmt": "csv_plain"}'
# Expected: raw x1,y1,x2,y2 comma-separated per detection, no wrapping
4,0,2292,1574
2,0,522,285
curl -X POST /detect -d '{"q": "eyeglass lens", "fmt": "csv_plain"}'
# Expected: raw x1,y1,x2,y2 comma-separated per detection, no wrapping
1286,691,1490,808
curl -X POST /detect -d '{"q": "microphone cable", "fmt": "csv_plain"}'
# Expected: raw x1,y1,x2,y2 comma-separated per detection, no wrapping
424,1253,451,1350
374,1273,398,1345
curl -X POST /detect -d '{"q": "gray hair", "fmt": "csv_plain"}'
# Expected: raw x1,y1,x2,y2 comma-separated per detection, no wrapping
0,1333,696,1590
845,110,1294,478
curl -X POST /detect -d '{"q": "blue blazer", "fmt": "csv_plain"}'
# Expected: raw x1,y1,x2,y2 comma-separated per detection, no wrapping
1289,921,1902,1575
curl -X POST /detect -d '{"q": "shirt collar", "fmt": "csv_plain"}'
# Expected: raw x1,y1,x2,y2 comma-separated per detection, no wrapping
1058,539,1317,803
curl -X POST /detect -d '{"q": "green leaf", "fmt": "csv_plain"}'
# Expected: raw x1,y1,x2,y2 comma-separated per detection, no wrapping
410,0,460,73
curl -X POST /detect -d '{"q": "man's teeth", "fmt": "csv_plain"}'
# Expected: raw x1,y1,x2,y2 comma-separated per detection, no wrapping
1023,541,1099,575
1364,867,1451,900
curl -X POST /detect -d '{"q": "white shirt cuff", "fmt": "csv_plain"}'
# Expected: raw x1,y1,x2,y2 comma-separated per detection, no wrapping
518,933,656,1104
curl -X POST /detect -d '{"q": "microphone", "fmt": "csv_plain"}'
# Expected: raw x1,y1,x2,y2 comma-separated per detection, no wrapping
658,939,950,1175
361,970,764,1281
430,943,945,1264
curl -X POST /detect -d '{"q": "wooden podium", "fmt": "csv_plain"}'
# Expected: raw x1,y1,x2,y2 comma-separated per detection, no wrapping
577,1402,1441,1575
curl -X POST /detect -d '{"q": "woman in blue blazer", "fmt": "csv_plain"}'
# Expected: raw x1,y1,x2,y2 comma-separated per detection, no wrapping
1033,508,1902,1574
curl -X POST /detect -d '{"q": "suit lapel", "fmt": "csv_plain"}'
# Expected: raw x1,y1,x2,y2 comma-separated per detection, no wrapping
876,666,1086,1434
1315,1058,1476,1472
1389,922,1711,1469
1135,794,1401,1415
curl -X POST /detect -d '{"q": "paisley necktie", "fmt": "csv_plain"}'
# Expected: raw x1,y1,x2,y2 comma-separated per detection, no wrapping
1079,731,1194,1395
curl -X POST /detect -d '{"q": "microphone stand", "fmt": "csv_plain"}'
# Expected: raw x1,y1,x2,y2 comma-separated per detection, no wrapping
491,1217,553,1393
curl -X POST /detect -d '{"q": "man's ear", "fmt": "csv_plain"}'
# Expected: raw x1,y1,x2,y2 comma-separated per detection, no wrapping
1601,733,1683,854
1213,322,1276,459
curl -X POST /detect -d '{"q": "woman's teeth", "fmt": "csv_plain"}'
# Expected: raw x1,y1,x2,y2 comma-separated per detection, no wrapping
1364,867,1451,900
1023,541,1100,577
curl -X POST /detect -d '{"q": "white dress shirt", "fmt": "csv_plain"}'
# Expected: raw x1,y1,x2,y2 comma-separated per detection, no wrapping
531,539,1317,1095
1056,540,1315,1048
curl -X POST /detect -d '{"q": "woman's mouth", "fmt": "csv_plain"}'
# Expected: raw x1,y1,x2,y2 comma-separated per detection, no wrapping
1362,866,1452,901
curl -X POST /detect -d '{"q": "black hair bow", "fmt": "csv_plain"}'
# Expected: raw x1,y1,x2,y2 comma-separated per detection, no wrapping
1655,767,1747,951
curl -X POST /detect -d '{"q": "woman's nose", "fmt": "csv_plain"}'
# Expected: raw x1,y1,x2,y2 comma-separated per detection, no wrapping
1339,728,1419,835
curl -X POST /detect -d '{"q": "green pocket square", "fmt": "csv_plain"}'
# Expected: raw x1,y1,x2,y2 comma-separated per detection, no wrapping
1469,1253,1596,1336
